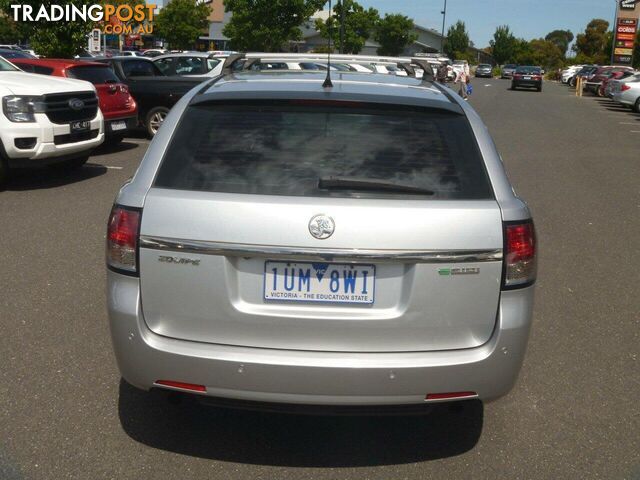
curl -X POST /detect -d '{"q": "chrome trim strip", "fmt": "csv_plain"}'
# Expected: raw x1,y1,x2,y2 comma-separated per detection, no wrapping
139,236,502,264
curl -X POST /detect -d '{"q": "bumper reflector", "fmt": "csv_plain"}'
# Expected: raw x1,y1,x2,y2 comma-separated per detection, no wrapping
425,391,477,401
155,380,207,393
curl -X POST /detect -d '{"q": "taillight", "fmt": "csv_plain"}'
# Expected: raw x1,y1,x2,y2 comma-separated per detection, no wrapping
119,84,129,94
621,84,631,91
107,205,141,275
503,221,536,289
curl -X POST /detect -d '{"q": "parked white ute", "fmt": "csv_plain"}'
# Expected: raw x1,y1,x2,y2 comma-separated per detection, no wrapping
0,56,104,184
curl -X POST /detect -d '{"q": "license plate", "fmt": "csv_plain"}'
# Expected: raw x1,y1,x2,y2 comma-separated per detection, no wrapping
110,120,127,132
70,120,89,133
524,76,532,80
264,261,375,304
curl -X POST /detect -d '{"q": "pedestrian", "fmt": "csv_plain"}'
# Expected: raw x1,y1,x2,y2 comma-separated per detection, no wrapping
455,67,468,100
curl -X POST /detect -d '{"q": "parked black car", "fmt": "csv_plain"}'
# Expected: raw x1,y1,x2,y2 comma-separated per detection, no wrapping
569,65,597,88
88,57,204,137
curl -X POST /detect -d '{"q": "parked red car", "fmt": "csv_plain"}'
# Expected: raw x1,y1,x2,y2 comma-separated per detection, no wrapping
11,58,137,143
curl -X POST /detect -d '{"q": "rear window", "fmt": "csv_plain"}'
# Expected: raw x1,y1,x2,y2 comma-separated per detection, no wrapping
155,102,493,200
515,66,541,74
122,59,158,77
206,58,221,71
67,65,119,84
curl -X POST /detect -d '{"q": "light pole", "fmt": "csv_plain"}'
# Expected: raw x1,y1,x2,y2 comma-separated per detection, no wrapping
440,0,447,54
339,0,345,54
610,0,618,65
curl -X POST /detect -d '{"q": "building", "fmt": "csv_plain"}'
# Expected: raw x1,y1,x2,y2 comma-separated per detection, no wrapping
196,0,232,51
184,2,446,55
298,11,445,55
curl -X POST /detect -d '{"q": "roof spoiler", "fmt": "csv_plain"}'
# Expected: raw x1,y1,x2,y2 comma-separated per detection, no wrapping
221,53,246,75
410,58,435,83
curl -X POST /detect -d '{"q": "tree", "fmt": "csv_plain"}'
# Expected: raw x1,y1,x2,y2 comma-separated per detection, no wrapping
545,29,574,57
573,19,610,64
314,0,379,54
223,0,324,52
490,25,517,64
529,38,564,68
444,20,469,59
0,15,19,44
512,37,534,65
374,13,417,56
155,0,210,50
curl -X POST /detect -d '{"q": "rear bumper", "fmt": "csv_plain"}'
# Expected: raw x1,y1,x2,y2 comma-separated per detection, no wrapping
104,115,138,137
512,80,542,88
612,92,637,107
108,271,534,406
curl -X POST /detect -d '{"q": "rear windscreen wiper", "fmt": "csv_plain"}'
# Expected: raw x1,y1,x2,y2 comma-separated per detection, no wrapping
318,176,434,195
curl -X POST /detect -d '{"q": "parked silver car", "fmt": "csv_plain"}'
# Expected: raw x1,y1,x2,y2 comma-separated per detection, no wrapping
501,64,518,79
107,71,537,411
611,73,640,112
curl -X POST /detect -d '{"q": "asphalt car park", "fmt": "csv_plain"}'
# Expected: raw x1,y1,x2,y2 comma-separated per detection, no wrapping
0,79,638,479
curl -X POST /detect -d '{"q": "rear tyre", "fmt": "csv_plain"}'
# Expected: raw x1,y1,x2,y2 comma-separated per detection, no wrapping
145,107,169,138
634,98,640,114
537,86,542,92
53,155,89,171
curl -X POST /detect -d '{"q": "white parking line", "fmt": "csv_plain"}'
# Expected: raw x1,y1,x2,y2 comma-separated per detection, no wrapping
85,163,124,170
619,122,636,125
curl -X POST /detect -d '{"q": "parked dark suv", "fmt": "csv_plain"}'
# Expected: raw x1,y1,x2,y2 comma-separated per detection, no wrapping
89,57,203,137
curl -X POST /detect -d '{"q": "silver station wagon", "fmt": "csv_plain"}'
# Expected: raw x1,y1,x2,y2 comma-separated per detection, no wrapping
107,70,536,411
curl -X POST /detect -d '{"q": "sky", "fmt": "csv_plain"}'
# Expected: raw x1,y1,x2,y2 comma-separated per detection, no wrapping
350,0,618,48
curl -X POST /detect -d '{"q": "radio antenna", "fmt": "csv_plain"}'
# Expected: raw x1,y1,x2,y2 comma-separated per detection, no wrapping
323,0,333,88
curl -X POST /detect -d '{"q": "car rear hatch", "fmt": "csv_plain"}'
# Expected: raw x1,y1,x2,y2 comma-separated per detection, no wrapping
94,83,132,115
137,100,504,353
66,64,133,115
